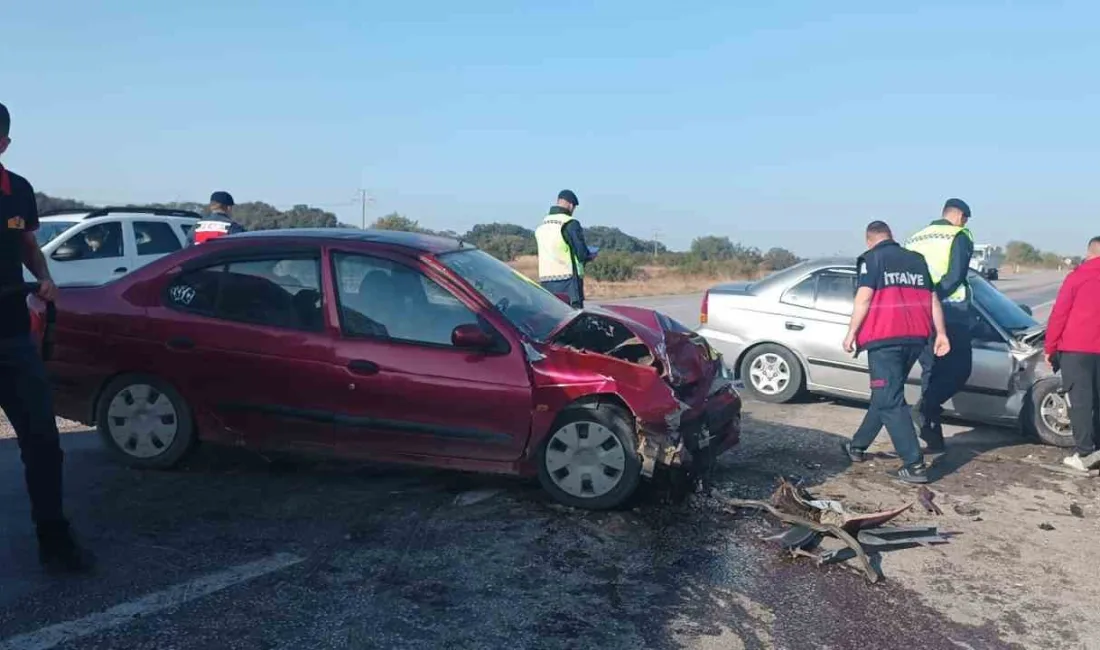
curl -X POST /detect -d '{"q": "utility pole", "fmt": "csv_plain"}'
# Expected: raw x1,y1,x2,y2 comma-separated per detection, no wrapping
652,229,662,259
357,189,374,229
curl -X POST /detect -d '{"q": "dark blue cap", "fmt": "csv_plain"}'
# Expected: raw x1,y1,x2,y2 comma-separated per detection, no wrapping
210,191,235,207
943,198,970,219
557,189,579,206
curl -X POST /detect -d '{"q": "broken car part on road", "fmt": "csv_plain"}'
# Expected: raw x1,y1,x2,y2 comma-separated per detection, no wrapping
715,479,948,583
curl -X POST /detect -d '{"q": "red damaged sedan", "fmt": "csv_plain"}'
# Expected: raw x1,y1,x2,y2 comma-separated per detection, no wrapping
35,229,741,509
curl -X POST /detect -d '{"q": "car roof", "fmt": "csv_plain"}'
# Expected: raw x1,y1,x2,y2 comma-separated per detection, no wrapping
227,228,474,255
39,206,203,220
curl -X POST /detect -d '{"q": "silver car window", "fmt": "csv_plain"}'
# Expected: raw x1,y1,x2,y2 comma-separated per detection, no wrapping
815,272,857,316
781,276,816,309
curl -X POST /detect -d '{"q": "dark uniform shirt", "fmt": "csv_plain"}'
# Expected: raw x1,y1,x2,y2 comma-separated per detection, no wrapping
856,240,935,351
190,211,245,245
0,165,39,339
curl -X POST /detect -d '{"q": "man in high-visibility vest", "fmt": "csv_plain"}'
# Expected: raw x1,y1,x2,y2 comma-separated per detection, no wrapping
535,189,596,308
904,198,975,454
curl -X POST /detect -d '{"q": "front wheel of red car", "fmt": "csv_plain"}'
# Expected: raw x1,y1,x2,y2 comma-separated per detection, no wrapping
537,403,642,510
96,374,196,470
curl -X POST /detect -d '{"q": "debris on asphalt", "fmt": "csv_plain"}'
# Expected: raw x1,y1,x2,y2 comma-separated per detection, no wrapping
453,489,502,507
713,479,946,584
1070,503,1085,518
918,487,943,516
1039,522,1056,531
953,503,981,518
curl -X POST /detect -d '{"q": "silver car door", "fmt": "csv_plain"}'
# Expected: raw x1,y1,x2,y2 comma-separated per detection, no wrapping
794,268,870,397
944,308,1014,423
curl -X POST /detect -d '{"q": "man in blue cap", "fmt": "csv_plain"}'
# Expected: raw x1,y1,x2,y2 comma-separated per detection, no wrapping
534,189,597,307
904,198,976,454
191,191,245,245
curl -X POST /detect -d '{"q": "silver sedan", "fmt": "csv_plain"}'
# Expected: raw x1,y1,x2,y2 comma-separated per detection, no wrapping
697,258,1072,448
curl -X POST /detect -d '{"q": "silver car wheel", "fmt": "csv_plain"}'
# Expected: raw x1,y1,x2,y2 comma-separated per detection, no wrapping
749,353,791,396
106,383,180,459
1040,391,1072,435
543,421,627,499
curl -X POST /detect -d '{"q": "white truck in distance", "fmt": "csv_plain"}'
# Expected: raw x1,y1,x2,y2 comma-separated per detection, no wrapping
970,244,1004,281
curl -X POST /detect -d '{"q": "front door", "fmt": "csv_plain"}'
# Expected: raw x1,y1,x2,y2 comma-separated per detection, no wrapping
327,250,533,463
942,312,1015,421
48,221,135,284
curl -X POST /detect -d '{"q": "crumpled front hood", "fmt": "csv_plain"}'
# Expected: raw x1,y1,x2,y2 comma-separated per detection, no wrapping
579,304,720,397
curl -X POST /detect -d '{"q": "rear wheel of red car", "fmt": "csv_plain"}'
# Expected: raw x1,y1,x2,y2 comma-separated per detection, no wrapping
537,403,642,510
739,344,804,403
96,375,196,469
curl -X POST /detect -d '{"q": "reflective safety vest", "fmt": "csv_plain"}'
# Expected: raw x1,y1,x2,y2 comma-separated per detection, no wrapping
904,223,974,303
535,214,583,281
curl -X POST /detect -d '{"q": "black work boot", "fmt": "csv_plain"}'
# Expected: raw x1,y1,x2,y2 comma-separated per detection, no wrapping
889,463,930,485
37,521,96,574
841,441,866,463
919,423,947,455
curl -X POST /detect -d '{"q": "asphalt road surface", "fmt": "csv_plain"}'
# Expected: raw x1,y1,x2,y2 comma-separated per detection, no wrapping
0,271,1069,650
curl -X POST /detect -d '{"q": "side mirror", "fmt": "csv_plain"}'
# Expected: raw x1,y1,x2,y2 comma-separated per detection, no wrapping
452,323,494,350
52,244,83,262
1019,304,1033,316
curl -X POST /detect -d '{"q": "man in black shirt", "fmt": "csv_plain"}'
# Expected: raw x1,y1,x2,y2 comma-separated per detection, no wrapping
0,102,95,573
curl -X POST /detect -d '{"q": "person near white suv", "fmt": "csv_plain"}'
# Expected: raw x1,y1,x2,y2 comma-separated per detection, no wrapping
191,191,245,245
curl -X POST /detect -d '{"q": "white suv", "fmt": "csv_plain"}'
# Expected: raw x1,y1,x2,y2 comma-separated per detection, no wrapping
28,207,201,285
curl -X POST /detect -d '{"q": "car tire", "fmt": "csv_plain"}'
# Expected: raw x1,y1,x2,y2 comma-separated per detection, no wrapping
537,402,642,510
96,374,196,469
1023,377,1074,448
739,344,805,403
988,269,999,281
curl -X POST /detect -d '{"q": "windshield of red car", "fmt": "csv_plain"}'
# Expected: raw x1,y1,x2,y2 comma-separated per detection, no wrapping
439,249,577,341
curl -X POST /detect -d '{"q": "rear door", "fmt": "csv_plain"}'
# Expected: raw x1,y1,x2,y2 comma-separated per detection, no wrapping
147,246,342,452
47,219,136,284
131,219,186,271
326,248,533,463
790,268,868,396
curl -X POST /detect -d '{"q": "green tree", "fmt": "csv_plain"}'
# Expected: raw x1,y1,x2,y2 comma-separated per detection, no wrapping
371,213,422,232
763,247,800,271
1005,240,1043,266
690,235,737,261
588,251,639,282
35,193,95,215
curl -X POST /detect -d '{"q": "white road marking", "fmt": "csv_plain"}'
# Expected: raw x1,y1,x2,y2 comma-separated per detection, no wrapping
0,552,305,650
1030,299,1055,312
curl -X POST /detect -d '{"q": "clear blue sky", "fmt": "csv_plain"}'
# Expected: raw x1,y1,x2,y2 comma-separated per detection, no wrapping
3,1,1098,256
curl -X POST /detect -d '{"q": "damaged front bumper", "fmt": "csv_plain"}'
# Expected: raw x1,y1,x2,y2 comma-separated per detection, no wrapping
637,364,742,479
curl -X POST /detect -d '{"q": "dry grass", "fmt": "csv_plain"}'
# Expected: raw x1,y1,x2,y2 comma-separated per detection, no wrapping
509,255,752,299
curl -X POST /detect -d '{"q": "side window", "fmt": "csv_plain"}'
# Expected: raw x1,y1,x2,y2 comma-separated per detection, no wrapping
135,221,183,256
814,272,857,316
165,256,323,331
781,276,816,309
59,222,124,260
180,223,194,240
333,252,480,347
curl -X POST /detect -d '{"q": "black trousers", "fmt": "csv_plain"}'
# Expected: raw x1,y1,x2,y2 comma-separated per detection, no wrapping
1061,352,1100,456
0,335,65,526
918,319,973,445
852,344,925,466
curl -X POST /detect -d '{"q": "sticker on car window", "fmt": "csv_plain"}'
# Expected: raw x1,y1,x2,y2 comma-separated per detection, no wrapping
169,284,196,306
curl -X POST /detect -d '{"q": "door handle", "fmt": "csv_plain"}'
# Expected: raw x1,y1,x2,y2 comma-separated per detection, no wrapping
785,321,805,331
348,359,380,375
166,337,194,351
113,267,128,273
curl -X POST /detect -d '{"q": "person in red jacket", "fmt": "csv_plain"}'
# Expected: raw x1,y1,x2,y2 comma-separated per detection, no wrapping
1045,236,1100,471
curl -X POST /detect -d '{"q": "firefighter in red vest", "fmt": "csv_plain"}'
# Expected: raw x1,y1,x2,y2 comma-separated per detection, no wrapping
190,191,245,245
842,221,951,484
